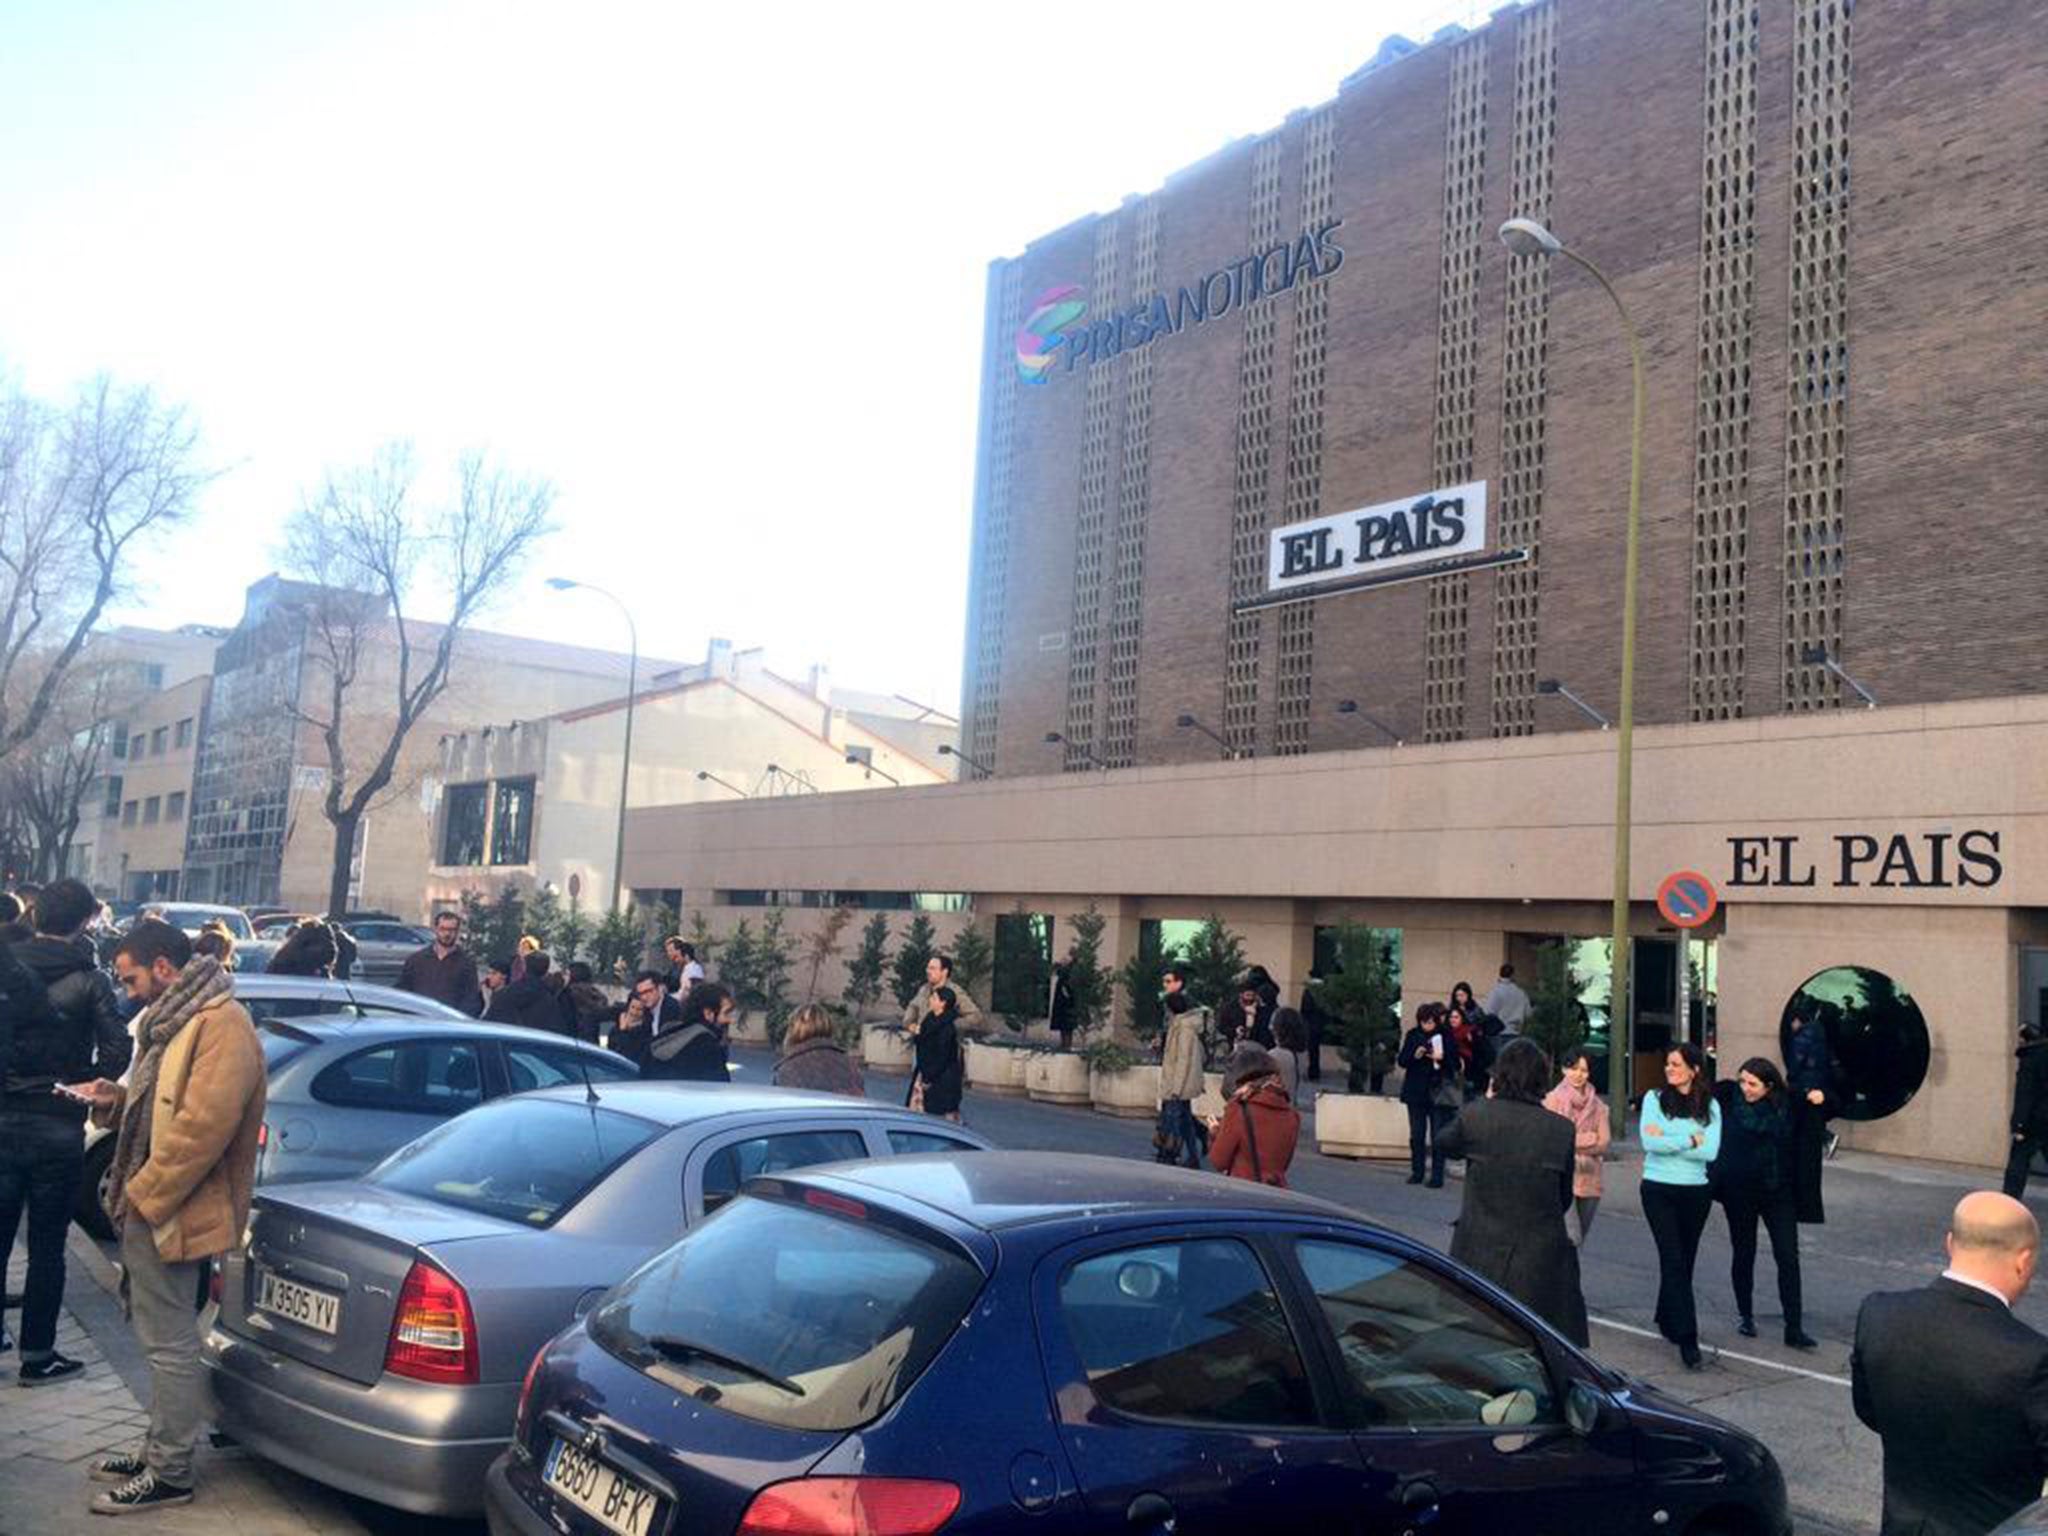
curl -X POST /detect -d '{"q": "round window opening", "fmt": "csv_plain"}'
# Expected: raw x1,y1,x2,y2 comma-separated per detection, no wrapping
1778,966,1930,1122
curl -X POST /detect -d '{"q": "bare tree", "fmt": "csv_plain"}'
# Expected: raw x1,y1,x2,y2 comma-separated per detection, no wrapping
283,444,555,915
1,657,135,880
0,377,209,755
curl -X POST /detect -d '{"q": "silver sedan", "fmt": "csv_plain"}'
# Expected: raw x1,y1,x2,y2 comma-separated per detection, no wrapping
202,1084,992,1517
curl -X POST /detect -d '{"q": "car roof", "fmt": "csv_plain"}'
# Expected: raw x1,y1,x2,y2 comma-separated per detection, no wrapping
257,1015,625,1052
515,1080,966,1130
781,1151,1359,1234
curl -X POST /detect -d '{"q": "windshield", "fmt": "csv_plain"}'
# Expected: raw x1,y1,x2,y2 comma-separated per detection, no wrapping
158,906,253,940
367,1098,660,1226
590,1195,982,1433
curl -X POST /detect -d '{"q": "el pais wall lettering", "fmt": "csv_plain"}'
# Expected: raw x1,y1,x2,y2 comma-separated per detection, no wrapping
1727,831,2003,890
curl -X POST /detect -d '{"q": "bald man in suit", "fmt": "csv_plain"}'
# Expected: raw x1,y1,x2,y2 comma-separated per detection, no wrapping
1852,1192,2048,1536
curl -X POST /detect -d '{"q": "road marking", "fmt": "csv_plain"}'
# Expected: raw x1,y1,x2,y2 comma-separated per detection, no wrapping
1589,1315,1852,1387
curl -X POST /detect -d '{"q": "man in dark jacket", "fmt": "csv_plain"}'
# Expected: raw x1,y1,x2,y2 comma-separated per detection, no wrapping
483,951,567,1034
1218,982,1275,1050
2005,1024,2048,1199
1852,1192,2048,1536
2,878,130,1380
606,971,682,1071
643,981,732,1084
396,910,483,1016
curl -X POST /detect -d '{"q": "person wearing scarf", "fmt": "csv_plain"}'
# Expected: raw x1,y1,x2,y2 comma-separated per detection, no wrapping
66,920,265,1516
1542,1047,1612,1245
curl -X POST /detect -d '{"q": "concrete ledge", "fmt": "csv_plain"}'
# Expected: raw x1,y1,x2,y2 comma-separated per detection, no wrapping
1091,1063,1162,1118
861,1024,913,1075
1315,1092,1410,1160
965,1040,1031,1096
1026,1051,1091,1105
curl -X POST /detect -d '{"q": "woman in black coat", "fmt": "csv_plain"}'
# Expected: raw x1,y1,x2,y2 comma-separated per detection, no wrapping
1397,1003,1453,1187
909,986,964,1121
1438,1037,1589,1346
1713,1059,1815,1348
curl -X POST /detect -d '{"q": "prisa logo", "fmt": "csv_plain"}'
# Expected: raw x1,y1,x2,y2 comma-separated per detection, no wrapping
1016,285,1089,385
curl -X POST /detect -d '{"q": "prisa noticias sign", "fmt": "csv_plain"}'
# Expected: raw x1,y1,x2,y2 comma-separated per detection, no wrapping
1016,220,1344,384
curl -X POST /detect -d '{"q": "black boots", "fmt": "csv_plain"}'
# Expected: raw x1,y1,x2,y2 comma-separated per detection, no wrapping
1737,1315,1757,1338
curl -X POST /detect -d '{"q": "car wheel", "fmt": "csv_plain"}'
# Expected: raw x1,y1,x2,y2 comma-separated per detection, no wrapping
74,1137,116,1241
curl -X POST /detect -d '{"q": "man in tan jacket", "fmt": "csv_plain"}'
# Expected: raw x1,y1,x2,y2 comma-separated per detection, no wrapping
902,952,984,1036
68,919,265,1516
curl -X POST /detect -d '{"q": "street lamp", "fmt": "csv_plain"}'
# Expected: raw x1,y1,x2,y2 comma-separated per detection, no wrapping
1334,699,1403,745
1044,729,1108,770
1799,644,1877,708
845,746,901,786
938,742,993,779
1174,713,1234,759
546,577,637,912
1500,216,1643,1140
1536,678,1611,729
695,769,747,798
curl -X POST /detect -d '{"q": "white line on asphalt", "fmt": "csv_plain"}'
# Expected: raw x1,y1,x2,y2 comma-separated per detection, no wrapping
1589,1316,1853,1387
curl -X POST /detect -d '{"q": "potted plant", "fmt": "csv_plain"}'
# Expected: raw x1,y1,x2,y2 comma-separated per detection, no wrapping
1083,1037,1160,1118
964,1035,1034,1095
861,1021,914,1075
1312,924,1411,1161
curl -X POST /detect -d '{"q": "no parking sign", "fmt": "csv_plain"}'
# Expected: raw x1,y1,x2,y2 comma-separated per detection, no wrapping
1656,870,1719,929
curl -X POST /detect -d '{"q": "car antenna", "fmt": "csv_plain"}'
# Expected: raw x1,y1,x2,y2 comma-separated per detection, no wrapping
576,1050,600,1105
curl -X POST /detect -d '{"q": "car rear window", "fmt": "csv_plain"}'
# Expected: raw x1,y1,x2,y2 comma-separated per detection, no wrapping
367,1098,660,1226
590,1195,981,1433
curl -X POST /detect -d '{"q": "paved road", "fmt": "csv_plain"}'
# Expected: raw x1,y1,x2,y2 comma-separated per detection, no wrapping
725,1047,2044,1536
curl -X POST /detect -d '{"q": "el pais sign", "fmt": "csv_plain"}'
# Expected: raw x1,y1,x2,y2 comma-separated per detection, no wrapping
1727,831,2004,890
1267,481,1489,594
1015,220,1345,384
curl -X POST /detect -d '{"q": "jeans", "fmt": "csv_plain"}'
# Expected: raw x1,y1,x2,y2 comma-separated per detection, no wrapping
1158,1099,1206,1169
120,1218,205,1488
1641,1179,1714,1348
2003,1134,2044,1200
1406,1101,1450,1182
1723,1187,1802,1330
0,1111,85,1360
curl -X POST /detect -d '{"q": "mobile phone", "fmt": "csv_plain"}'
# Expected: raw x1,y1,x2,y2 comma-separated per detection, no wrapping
51,1083,95,1104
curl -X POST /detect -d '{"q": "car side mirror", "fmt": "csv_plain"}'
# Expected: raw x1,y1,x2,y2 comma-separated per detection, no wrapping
1565,1379,1608,1437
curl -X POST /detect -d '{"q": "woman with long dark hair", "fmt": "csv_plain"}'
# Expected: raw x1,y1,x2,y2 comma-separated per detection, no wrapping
1640,1042,1722,1368
908,986,964,1122
1439,1038,1588,1344
1714,1058,1815,1348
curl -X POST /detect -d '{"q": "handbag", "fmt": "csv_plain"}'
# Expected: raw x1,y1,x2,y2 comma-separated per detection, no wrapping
1152,1105,1182,1164
1432,1073,1465,1112
907,1074,927,1113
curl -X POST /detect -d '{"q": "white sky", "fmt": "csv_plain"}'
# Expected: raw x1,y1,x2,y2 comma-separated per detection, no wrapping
0,0,1478,706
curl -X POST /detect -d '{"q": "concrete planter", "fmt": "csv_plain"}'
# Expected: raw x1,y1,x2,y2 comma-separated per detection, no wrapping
729,1008,770,1046
965,1040,1032,1096
1315,1092,1409,1160
1090,1063,1162,1118
1026,1051,1092,1106
862,1024,913,1076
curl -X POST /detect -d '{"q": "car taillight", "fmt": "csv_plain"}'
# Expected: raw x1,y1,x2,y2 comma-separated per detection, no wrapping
207,1258,223,1305
383,1260,479,1385
512,1345,546,1440
737,1478,961,1536
256,1122,269,1149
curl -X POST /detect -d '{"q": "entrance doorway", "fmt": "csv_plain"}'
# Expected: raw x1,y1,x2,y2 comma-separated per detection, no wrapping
1520,933,1717,1101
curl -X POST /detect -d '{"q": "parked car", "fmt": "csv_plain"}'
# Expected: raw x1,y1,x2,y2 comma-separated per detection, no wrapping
486,1153,1791,1536
73,999,610,1237
140,902,282,972
345,919,437,983
204,1086,992,1516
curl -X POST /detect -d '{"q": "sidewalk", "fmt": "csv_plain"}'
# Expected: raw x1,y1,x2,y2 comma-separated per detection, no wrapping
1,1232,373,1536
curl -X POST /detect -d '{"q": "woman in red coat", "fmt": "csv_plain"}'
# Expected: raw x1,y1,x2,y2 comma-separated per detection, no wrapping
1206,1044,1301,1187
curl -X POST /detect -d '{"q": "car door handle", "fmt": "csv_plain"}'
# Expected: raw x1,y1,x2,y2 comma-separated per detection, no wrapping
1126,1492,1177,1533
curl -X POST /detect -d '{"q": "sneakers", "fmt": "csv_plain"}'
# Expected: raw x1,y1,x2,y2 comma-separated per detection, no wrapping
91,1471,192,1516
90,1453,149,1484
20,1352,85,1386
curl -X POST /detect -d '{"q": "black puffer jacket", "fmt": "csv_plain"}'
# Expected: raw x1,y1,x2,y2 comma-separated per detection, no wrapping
484,975,570,1036
4,933,131,1123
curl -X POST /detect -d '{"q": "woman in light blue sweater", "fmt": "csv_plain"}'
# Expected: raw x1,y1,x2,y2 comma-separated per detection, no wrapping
1639,1042,1722,1369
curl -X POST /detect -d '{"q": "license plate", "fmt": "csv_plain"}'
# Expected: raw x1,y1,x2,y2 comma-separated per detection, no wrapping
546,1438,661,1536
254,1268,341,1336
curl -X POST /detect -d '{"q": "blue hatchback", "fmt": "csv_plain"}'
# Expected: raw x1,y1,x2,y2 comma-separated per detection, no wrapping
485,1153,1789,1536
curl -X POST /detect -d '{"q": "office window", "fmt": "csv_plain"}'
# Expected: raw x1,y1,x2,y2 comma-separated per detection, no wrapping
143,796,161,825
111,728,129,761
151,727,168,755
129,735,145,759
103,775,123,818
440,783,488,866
175,718,193,748
142,664,165,689
490,777,535,866
122,801,138,827
166,791,186,821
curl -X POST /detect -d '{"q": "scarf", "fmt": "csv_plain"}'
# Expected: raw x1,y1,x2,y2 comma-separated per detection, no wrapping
107,956,232,1232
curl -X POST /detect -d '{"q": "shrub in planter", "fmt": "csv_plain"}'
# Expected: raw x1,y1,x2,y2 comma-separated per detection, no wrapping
861,1023,914,1075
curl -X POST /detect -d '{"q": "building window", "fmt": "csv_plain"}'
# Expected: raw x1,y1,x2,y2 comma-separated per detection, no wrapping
440,783,488,866
150,727,167,755
129,734,145,759
122,801,138,827
175,718,193,748
142,664,165,689
103,775,123,818
143,796,161,824
1781,966,1928,1123
489,777,535,866
166,791,186,821
111,728,129,761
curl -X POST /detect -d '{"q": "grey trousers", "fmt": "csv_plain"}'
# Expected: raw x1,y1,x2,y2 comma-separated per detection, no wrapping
119,1218,204,1488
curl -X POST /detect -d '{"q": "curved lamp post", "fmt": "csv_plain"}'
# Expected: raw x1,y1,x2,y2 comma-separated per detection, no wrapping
546,577,637,912
1499,217,1644,1141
